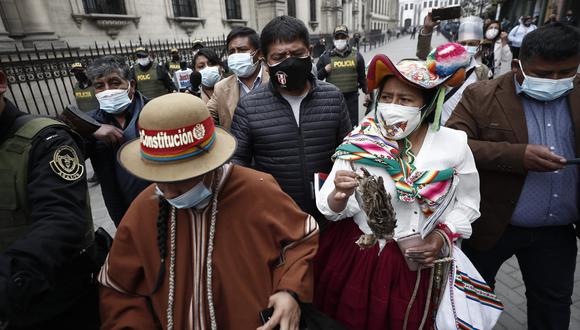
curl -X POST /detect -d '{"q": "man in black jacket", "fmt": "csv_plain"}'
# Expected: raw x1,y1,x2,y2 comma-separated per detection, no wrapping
231,16,351,225
86,56,151,226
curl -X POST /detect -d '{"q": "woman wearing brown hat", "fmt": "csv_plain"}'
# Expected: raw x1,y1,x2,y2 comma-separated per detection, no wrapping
314,46,502,329
98,93,318,329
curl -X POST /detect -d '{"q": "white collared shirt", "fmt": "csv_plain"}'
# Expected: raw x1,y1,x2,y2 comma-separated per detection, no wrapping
316,125,480,242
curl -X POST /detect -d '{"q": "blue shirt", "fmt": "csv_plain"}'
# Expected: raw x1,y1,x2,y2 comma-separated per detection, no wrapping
238,66,263,98
511,79,579,227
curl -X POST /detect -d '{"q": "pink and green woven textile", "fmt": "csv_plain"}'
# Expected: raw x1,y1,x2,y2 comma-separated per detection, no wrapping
333,117,454,216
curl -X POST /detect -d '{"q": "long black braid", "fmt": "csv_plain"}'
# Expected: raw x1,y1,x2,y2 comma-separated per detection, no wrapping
151,196,170,294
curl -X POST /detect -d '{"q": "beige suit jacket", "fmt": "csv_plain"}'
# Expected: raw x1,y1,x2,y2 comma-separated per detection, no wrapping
207,64,269,130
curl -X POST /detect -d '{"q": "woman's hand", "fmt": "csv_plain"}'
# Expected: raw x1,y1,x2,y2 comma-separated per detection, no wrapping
327,170,358,214
257,291,300,330
500,31,508,45
332,170,358,201
404,231,446,267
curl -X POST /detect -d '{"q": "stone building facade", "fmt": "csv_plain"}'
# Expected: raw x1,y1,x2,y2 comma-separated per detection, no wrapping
0,0,399,49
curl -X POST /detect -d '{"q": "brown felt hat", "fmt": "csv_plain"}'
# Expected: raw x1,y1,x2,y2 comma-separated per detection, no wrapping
118,93,236,182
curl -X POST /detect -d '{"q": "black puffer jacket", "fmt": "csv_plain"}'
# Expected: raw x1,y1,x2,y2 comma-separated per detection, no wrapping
231,79,352,218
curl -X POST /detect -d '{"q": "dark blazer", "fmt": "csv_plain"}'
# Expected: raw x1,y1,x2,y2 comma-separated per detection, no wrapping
446,72,580,251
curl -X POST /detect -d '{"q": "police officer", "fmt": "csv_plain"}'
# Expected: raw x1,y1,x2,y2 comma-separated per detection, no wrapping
166,48,181,76
192,39,204,56
317,25,369,127
129,47,176,99
71,62,99,112
0,70,98,329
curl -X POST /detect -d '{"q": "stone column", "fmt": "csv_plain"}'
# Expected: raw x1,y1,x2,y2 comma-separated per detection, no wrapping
14,0,60,48
256,0,285,31
0,10,14,48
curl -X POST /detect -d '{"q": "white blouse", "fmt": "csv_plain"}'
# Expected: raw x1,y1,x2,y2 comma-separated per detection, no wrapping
316,125,480,241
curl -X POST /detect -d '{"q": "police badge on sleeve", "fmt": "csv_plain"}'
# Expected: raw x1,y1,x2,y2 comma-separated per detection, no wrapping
49,145,84,181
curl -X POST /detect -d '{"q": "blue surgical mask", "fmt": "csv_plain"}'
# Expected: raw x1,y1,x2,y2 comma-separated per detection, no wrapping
518,61,575,101
95,85,132,114
200,66,221,87
464,45,479,57
155,181,212,209
228,52,259,78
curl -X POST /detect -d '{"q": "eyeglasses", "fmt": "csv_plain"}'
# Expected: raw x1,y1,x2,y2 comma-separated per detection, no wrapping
269,50,310,64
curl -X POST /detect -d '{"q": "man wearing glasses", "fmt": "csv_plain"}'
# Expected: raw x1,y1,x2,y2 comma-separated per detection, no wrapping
230,16,352,229
207,27,270,130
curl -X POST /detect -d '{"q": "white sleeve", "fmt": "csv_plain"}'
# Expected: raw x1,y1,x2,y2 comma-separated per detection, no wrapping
442,133,481,239
316,158,362,221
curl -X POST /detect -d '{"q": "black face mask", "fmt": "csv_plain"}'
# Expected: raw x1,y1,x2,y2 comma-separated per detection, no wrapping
268,56,312,92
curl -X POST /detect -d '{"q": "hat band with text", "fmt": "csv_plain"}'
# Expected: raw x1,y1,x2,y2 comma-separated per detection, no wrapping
139,117,216,162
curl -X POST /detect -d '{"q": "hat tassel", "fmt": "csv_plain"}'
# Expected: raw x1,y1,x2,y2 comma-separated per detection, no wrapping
432,88,446,131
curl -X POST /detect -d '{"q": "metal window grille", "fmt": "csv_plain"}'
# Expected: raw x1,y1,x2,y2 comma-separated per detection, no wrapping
0,33,387,116
288,0,296,17
172,0,198,17
83,0,127,14
310,0,317,21
225,0,241,19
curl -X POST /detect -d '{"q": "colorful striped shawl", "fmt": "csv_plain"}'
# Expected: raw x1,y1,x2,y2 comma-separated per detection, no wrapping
333,117,454,216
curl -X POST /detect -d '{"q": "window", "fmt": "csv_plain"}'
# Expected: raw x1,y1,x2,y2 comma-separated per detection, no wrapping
424,1,427,8
404,4,408,10
225,0,241,19
435,0,438,7
288,0,296,17
428,1,432,8
410,4,413,9
83,0,127,14
310,0,316,21
172,0,198,17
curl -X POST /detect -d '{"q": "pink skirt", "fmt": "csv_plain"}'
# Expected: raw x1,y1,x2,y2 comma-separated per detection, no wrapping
314,219,435,330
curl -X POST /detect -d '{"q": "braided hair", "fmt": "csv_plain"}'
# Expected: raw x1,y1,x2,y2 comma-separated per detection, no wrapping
152,196,170,294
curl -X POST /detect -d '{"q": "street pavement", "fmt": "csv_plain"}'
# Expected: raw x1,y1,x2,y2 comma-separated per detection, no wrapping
89,33,580,329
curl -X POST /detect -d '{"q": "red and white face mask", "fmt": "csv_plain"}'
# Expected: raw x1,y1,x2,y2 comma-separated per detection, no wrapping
376,103,422,140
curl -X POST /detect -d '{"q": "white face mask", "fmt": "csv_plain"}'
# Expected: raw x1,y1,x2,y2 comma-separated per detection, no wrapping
137,57,151,67
227,52,259,78
199,66,221,88
485,28,499,40
376,103,422,140
334,39,348,51
95,85,132,115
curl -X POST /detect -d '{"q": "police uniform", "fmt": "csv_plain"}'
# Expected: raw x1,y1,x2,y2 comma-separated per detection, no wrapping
166,49,182,76
73,82,99,112
0,100,98,329
129,60,176,99
316,26,368,127
71,62,99,113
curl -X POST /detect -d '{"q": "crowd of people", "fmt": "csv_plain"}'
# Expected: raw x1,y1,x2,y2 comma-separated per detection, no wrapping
0,10,579,330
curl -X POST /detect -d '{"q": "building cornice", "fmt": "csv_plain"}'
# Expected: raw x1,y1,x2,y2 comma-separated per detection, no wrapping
71,14,141,39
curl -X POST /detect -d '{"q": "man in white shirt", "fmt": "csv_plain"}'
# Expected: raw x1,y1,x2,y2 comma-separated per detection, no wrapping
508,15,537,59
